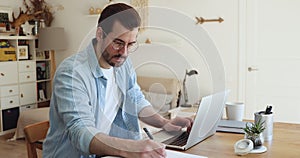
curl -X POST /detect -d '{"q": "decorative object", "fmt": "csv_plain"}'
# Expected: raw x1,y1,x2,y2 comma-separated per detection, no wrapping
234,139,254,155
89,7,95,15
0,47,16,61
22,0,64,27
0,6,13,32
145,38,151,44
131,0,148,31
23,0,52,27
234,137,267,155
88,7,101,15
95,8,102,14
32,20,39,35
10,7,41,29
38,89,46,101
21,21,34,35
36,51,45,59
195,17,224,24
17,45,29,60
243,118,265,149
39,19,45,28
180,69,198,107
88,0,114,15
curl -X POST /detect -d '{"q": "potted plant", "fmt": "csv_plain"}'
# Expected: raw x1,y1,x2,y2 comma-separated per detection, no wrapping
243,118,265,149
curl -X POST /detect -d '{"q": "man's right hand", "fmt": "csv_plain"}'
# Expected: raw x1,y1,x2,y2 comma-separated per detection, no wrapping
120,139,167,158
90,133,167,158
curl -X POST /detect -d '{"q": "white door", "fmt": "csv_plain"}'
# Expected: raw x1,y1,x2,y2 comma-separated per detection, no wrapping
244,0,300,123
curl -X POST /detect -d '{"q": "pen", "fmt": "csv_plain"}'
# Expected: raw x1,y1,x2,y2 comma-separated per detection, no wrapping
143,127,154,140
265,105,272,114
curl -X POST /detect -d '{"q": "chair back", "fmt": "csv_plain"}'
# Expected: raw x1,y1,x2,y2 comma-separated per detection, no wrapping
24,121,49,158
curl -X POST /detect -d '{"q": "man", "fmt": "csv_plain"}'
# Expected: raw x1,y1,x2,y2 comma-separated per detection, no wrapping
43,3,192,158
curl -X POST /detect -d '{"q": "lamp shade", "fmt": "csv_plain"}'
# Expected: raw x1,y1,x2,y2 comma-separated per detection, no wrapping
38,27,67,51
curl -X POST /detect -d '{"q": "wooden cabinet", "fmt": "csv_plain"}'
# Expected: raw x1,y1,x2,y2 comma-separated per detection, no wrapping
19,83,37,105
0,62,18,85
0,35,53,134
18,61,36,83
0,62,20,111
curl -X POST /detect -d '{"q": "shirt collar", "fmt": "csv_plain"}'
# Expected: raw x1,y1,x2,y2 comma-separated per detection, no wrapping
87,38,103,78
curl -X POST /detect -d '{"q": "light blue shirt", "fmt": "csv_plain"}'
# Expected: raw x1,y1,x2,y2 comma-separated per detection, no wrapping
43,39,150,158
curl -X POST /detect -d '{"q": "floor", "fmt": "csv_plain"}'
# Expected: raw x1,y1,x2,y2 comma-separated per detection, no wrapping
0,133,42,158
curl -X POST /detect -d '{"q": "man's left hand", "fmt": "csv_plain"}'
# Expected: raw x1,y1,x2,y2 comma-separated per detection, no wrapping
162,117,193,132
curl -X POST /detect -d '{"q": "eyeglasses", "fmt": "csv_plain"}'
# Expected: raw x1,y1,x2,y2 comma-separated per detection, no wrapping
111,38,139,53
103,32,139,53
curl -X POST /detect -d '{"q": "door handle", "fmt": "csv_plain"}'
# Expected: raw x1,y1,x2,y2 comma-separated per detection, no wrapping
248,67,259,72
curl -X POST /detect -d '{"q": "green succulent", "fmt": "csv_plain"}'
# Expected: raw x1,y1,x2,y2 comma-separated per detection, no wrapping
243,118,265,135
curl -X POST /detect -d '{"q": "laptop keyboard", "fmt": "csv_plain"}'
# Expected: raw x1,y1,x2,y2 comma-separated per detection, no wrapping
162,131,189,146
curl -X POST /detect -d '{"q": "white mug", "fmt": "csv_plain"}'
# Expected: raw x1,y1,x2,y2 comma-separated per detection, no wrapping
225,102,245,121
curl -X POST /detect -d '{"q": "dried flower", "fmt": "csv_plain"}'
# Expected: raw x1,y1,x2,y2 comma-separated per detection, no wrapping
23,0,54,26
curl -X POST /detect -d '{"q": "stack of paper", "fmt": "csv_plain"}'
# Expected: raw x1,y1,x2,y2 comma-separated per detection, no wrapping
104,149,207,158
166,149,207,158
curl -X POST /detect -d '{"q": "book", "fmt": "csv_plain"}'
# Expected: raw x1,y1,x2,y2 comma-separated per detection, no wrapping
217,120,248,134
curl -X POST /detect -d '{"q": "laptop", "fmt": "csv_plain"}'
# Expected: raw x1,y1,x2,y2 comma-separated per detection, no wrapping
153,90,229,150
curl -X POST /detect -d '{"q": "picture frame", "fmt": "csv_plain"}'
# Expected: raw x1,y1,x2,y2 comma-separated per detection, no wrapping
38,89,46,101
36,61,46,80
0,6,13,32
17,45,29,60
36,51,45,59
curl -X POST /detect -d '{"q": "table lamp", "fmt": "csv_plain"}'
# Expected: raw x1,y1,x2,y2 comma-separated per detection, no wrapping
38,27,66,51
181,69,198,107
38,27,67,72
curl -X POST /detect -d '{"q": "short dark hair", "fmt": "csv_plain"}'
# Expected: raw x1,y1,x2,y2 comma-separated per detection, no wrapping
98,3,141,37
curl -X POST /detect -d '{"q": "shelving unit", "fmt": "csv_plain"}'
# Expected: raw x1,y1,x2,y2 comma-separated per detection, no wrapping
0,35,54,135
35,50,53,108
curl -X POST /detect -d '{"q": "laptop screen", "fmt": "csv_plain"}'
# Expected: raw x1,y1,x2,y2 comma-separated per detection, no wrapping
186,90,229,148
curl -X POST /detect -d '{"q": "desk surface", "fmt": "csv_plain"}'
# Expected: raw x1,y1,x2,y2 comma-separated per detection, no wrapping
183,122,300,158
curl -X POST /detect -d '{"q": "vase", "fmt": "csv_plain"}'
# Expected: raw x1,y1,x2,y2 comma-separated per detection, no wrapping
245,133,264,149
39,19,46,28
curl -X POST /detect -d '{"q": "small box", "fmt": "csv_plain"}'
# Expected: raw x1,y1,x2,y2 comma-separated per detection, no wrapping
2,107,19,131
0,47,16,61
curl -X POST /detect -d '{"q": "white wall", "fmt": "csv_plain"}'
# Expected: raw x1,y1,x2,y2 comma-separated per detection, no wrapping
1,0,239,105
134,0,239,103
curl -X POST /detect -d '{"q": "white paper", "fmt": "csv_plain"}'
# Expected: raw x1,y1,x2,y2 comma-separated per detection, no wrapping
166,149,207,158
103,149,207,158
